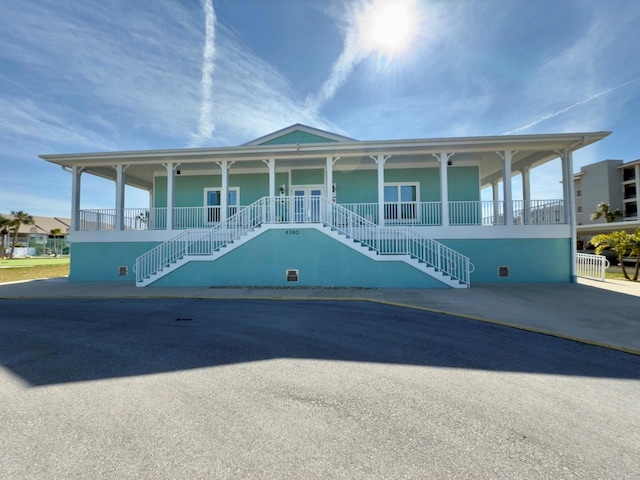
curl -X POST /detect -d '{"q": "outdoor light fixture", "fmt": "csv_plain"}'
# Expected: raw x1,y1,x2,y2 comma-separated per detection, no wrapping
332,183,336,194
279,184,285,195
447,160,453,166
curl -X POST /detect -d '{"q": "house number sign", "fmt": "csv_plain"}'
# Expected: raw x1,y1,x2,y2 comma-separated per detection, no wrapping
285,230,300,235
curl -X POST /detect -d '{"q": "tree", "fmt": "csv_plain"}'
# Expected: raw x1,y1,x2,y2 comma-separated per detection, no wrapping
591,229,640,281
8,211,35,259
50,228,62,256
0,215,11,258
591,203,623,223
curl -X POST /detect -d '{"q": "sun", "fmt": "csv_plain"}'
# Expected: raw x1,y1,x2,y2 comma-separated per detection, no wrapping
360,0,420,57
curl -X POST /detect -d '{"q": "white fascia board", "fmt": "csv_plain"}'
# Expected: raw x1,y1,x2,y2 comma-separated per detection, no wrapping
72,224,571,244
40,132,611,167
412,224,571,240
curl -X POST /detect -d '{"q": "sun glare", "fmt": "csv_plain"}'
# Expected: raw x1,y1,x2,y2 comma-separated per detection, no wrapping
360,0,420,57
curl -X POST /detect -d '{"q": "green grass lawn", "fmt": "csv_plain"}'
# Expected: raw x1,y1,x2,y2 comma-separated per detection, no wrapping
0,257,70,283
605,265,639,281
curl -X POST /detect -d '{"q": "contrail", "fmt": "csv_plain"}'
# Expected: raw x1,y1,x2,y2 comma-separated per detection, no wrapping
193,0,217,146
306,1,370,113
307,26,366,112
504,77,640,135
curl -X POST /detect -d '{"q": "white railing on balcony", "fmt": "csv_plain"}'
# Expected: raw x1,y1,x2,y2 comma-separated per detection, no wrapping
80,199,566,231
513,199,565,225
79,209,117,231
135,196,472,287
576,253,609,282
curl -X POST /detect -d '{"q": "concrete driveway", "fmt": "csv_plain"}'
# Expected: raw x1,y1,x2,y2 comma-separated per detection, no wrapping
1,299,638,479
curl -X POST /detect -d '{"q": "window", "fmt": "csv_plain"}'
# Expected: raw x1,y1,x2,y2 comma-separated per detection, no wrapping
576,190,582,197
204,188,239,222
577,206,582,213
384,184,418,221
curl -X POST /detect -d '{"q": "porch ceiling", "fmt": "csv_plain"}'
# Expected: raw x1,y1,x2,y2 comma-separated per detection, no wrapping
40,131,610,190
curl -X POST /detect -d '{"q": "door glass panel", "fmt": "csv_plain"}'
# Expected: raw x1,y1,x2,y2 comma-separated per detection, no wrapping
207,191,220,206
294,190,305,222
400,185,416,220
400,186,416,201
227,190,238,217
207,191,220,223
384,186,398,219
384,186,398,202
310,190,321,221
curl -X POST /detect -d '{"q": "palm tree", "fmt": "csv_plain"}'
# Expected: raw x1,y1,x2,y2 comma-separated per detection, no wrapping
591,203,623,223
0,215,11,258
9,210,35,259
591,229,640,281
50,228,62,256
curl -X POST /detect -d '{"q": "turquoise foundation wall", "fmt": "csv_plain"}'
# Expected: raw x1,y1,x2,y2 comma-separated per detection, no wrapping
441,238,571,282
70,242,160,282
153,228,447,288
69,235,570,285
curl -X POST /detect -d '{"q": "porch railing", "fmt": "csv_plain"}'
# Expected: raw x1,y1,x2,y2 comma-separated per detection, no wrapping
135,198,267,283
135,196,472,287
80,199,566,231
576,253,609,282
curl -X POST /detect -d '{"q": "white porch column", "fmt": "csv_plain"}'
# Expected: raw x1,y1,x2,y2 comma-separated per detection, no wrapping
373,155,389,226
498,151,514,226
114,164,128,231
522,166,531,225
492,179,500,225
218,160,229,222
326,156,337,202
71,166,84,231
434,153,452,227
263,159,276,222
163,162,176,230
561,149,577,281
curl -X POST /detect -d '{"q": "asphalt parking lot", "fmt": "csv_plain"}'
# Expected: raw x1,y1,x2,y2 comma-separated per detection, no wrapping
1,299,639,479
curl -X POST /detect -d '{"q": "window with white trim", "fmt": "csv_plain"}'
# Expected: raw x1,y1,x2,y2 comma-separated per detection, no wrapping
204,188,239,222
384,183,418,221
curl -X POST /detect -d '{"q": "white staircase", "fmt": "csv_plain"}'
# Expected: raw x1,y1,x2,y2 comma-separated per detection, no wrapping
135,196,473,288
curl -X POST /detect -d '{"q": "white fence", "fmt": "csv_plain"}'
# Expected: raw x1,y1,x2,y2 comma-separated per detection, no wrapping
576,253,609,282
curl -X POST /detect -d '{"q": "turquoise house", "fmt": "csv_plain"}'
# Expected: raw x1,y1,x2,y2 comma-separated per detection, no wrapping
41,124,609,288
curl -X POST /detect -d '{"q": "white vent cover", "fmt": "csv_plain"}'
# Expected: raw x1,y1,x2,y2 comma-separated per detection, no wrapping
118,266,128,276
286,269,299,282
498,266,510,278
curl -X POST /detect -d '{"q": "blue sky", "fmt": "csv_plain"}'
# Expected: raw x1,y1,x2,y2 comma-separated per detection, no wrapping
1,0,639,216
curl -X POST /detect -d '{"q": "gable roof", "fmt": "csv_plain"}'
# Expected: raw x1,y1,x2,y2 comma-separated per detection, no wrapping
243,123,356,146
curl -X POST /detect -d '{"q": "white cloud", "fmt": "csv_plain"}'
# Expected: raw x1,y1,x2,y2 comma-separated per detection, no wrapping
0,98,115,151
504,78,640,135
191,0,217,147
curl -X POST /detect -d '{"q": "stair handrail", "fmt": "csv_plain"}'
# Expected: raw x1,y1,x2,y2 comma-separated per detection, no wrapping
135,197,268,283
136,195,472,287
322,198,472,286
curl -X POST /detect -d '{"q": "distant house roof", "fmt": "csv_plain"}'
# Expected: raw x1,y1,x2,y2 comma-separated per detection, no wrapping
0,214,71,235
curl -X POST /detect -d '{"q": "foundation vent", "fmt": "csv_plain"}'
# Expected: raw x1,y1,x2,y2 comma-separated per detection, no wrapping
498,266,510,278
286,269,299,282
118,266,128,277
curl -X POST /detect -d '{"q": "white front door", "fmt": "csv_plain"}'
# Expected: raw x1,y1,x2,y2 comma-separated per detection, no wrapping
293,187,323,222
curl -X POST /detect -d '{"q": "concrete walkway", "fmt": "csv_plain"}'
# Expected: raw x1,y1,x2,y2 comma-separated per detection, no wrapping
1,277,639,355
